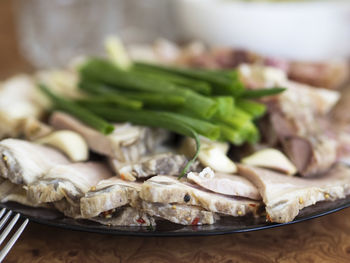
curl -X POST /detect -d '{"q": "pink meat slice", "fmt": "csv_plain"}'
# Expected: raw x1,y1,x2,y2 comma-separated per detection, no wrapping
238,164,350,223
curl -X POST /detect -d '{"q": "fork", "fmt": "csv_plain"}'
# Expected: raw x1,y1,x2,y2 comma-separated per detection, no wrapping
0,208,28,262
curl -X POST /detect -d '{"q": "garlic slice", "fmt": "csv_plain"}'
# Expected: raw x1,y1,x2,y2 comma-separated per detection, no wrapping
104,36,132,70
198,146,237,174
242,148,297,175
180,137,236,173
36,130,88,162
179,137,229,157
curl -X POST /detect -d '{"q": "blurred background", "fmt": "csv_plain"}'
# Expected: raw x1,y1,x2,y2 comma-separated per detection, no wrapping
1,0,350,74
0,0,31,78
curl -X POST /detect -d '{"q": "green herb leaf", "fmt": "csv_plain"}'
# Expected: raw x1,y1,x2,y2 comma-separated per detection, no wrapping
242,87,286,98
38,84,114,135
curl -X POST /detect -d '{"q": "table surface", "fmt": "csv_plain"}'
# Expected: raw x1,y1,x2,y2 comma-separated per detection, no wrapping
1,1,350,262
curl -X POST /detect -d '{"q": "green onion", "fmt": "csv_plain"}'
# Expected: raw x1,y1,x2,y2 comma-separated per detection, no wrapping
219,124,245,145
214,109,259,144
244,123,260,144
79,80,185,108
80,58,175,93
212,96,235,120
76,82,144,110
74,96,143,110
81,106,221,141
178,91,218,119
78,80,114,95
132,67,212,95
74,57,286,147
80,59,218,119
134,62,245,96
242,87,286,98
115,92,186,109
80,58,186,96
232,108,253,120
236,99,266,119
38,84,114,135
40,54,290,176
213,108,251,127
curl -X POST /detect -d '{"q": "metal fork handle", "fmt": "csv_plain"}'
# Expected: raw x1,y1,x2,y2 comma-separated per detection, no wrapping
0,218,28,262
0,209,29,262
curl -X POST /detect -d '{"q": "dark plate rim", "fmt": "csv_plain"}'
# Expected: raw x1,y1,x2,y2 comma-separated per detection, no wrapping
2,198,350,237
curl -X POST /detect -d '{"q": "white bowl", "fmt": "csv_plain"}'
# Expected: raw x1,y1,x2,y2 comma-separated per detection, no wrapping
174,0,350,61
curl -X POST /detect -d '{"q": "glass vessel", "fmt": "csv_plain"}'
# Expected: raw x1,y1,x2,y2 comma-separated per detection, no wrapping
14,0,175,68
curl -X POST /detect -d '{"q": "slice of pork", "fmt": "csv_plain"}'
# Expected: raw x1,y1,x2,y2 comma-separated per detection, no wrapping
50,112,168,163
140,176,261,217
331,84,350,124
0,178,17,201
268,111,339,177
238,64,340,118
90,206,155,226
187,168,261,200
53,199,82,219
110,153,200,180
80,177,141,218
239,64,341,176
81,176,216,225
264,81,339,137
239,65,340,137
333,128,350,166
238,164,350,223
287,60,349,90
0,178,48,208
141,201,216,225
0,139,69,185
268,82,339,138
27,162,112,204
282,135,337,177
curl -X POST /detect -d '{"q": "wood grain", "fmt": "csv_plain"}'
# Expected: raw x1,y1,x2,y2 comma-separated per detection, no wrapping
2,1,350,262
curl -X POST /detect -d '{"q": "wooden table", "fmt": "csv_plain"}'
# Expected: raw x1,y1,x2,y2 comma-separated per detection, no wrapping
1,1,350,262
2,209,350,263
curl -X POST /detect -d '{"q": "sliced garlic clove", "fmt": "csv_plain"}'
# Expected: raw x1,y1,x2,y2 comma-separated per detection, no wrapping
36,130,88,162
198,146,237,174
179,137,229,158
104,35,132,70
242,148,297,175
180,137,235,173
205,140,230,155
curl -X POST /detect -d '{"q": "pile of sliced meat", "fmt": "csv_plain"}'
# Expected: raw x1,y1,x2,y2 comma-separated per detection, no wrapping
0,136,262,226
1,43,350,227
1,127,350,225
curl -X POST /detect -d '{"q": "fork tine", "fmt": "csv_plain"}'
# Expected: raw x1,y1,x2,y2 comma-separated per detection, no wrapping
0,213,20,246
0,218,28,262
0,211,12,231
0,209,6,220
